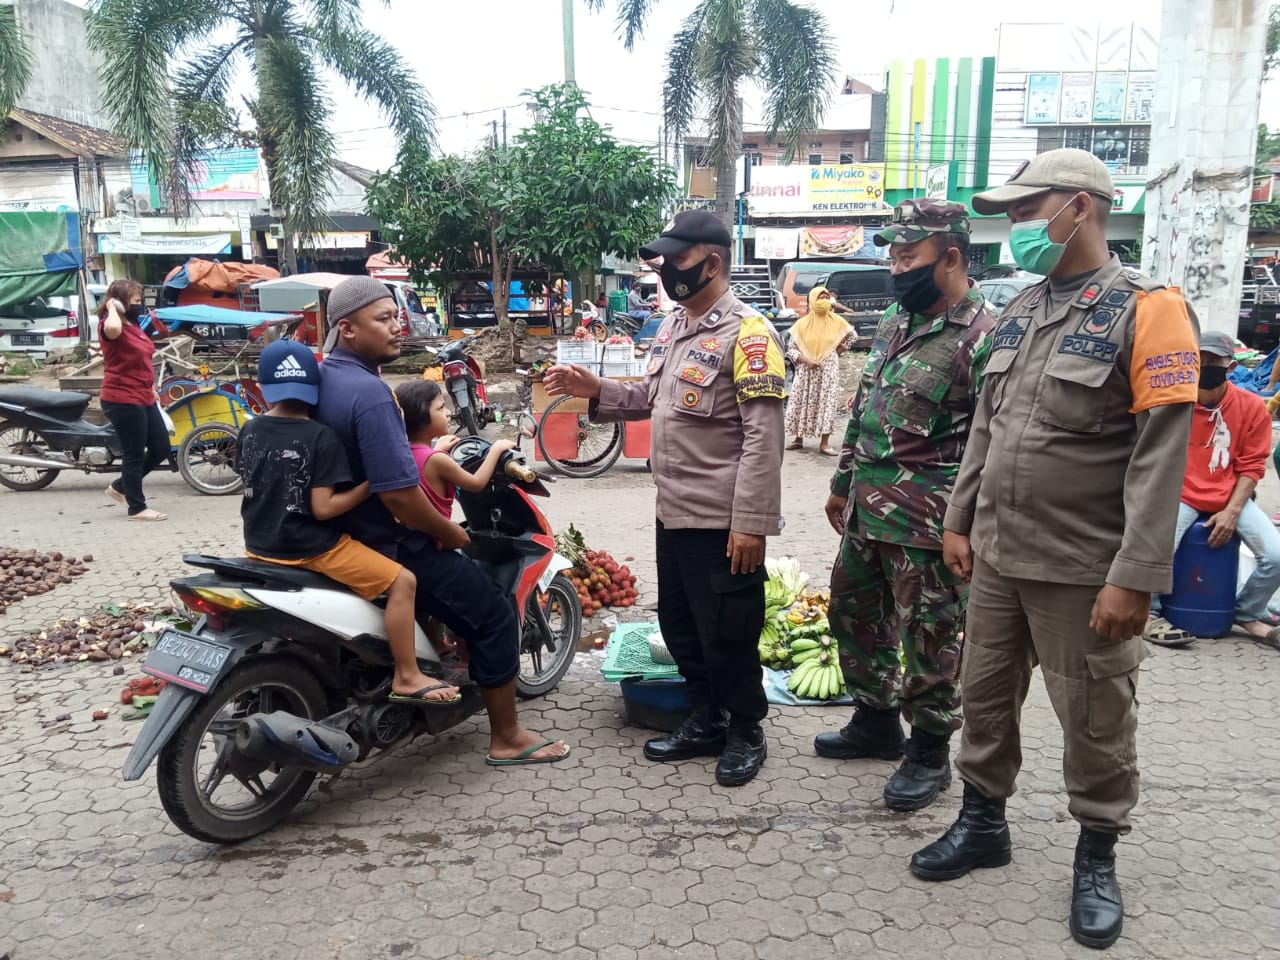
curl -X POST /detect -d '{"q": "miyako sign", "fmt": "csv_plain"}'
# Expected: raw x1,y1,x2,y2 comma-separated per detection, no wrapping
747,163,886,215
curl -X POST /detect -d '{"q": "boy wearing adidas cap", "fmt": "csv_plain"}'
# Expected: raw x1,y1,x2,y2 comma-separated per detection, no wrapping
235,339,459,705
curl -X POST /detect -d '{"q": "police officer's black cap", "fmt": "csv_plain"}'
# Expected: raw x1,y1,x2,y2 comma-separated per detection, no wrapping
639,210,733,259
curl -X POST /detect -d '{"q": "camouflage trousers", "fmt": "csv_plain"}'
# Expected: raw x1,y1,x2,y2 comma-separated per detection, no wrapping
829,533,966,736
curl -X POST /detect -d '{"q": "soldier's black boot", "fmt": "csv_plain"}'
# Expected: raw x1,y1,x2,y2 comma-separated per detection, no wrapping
883,727,952,811
909,781,1013,880
715,722,767,786
813,705,904,759
1070,827,1124,949
643,706,727,762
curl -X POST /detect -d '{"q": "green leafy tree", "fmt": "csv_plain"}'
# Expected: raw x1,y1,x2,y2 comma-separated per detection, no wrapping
0,1,33,117
86,0,434,274
367,84,674,330
588,0,836,232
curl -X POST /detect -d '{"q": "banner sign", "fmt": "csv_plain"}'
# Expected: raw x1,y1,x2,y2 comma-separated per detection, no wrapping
1125,72,1155,123
131,148,263,201
99,233,233,256
670,197,716,215
1060,73,1094,123
754,227,800,260
747,163,886,215
1025,74,1062,124
1092,72,1127,122
925,164,951,200
800,226,865,259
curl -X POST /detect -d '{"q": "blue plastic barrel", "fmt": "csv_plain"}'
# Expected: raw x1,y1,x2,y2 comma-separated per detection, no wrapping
1159,518,1240,638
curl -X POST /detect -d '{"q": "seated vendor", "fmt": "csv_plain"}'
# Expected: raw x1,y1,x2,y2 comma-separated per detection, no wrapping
1146,330,1280,649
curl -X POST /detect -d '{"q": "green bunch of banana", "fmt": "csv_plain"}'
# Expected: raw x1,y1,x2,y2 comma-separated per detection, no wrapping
787,644,845,701
757,617,791,668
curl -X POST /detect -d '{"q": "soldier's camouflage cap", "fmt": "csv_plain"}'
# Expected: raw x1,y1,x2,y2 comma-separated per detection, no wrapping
874,198,971,247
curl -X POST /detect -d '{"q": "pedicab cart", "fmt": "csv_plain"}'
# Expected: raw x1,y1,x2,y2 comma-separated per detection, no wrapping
446,268,570,338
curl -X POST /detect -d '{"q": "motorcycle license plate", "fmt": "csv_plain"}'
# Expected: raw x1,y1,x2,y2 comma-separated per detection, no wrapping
142,628,234,693
11,333,44,346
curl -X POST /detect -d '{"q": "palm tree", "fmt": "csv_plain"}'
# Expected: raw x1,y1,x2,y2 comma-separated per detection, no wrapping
0,1,33,118
86,0,434,273
588,0,836,232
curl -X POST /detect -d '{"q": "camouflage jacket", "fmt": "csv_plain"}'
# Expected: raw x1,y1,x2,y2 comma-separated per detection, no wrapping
831,285,996,550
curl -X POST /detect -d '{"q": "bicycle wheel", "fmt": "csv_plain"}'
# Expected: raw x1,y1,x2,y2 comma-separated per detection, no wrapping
536,395,623,478
178,421,243,495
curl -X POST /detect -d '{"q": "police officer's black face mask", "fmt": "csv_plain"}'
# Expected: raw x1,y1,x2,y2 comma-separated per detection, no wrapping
660,254,716,302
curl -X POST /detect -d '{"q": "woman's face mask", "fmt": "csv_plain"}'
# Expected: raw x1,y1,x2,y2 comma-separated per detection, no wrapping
125,303,146,323
813,296,832,314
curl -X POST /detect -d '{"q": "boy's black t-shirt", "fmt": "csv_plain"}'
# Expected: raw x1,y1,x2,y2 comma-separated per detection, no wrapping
236,416,353,560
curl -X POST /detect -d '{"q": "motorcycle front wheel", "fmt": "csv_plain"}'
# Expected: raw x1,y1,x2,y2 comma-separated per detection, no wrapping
156,657,327,844
516,573,581,698
0,421,58,491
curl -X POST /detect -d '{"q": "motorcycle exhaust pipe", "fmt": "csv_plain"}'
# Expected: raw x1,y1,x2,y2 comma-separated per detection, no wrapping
234,711,359,770
0,453,70,471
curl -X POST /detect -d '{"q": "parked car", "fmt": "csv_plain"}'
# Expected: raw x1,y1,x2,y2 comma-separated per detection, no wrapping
46,283,109,345
775,259,885,314
817,265,895,342
0,297,74,356
381,280,438,337
977,276,1041,314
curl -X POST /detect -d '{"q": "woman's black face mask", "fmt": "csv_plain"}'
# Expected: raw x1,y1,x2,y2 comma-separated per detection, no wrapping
124,304,146,323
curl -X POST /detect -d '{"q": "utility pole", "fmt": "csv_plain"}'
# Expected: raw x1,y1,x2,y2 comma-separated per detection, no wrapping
502,110,508,150
1142,0,1268,334
492,119,499,150
562,0,576,85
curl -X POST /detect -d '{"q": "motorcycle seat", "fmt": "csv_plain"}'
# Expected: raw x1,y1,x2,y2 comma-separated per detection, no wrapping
180,554,359,593
0,385,93,417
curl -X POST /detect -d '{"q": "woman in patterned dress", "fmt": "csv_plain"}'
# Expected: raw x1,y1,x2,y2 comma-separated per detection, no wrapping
785,286,853,455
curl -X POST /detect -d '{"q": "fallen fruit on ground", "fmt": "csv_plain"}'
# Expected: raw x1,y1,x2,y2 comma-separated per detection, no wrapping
1,603,184,669
0,548,91,613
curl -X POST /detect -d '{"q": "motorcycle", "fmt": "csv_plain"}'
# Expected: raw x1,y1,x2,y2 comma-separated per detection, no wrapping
122,436,578,843
0,384,245,496
426,332,490,436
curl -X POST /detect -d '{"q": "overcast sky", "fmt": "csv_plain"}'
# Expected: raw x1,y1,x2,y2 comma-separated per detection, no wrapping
66,0,1280,170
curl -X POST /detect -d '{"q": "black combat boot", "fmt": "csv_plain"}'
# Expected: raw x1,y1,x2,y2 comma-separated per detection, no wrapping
813,705,905,760
1070,827,1124,949
883,727,952,812
715,722,766,786
909,781,1013,880
643,706,728,762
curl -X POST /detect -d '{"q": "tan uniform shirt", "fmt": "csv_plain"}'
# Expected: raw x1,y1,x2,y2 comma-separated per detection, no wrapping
945,255,1200,593
595,289,786,536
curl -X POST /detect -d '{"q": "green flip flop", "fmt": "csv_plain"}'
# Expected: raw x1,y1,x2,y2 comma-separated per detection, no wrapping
485,740,571,767
388,681,462,705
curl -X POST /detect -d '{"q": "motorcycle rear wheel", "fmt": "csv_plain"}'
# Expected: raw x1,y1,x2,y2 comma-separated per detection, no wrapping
0,421,58,491
458,402,480,437
156,657,327,844
588,319,609,342
516,573,581,698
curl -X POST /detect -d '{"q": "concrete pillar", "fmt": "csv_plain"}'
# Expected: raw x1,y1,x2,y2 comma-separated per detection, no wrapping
1141,0,1268,334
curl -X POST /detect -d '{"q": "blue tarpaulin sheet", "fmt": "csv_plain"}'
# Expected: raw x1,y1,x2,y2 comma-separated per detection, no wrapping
1229,346,1277,395
154,305,297,328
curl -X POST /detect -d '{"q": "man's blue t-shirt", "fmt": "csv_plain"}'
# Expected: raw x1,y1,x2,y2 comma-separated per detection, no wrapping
315,348,423,557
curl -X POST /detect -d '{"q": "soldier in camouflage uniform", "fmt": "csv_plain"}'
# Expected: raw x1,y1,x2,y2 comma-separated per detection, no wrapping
815,199,997,812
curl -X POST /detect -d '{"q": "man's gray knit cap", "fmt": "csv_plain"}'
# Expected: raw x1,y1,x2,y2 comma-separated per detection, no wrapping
326,276,393,322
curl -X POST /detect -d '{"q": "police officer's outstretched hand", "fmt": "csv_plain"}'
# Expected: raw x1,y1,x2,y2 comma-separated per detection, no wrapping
727,532,765,575
1089,584,1150,642
942,531,973,581
543,364,602,399
824,495,848,535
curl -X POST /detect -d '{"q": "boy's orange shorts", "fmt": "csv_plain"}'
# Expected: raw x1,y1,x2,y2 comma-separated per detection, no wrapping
248,534,402,600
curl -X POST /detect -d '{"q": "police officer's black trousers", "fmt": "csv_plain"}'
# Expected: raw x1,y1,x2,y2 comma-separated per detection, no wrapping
655,521,768,725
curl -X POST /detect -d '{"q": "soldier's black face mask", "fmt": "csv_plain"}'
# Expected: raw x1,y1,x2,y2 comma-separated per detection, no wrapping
660,255,715,302
892,260,944,315
1199,364,1230,389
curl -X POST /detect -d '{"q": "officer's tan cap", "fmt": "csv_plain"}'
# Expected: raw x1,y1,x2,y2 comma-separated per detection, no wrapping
972,148,1115,215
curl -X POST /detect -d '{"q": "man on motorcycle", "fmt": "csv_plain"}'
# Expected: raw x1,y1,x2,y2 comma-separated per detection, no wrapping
316,276,570,766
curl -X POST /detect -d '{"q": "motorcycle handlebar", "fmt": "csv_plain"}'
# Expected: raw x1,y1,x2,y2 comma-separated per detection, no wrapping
504,460,537,484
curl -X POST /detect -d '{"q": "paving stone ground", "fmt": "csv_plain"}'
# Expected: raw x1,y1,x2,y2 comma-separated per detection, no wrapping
2,425,1279,960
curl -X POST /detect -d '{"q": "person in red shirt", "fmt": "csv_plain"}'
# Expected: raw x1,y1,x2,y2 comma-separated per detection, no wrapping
1146,329,1280,648
98,279,170,521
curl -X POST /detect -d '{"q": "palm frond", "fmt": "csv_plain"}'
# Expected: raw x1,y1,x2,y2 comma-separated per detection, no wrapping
87,0,223,206
750,0,834,162
661,3,705,140
312,25,435,152
170,40,247,211
253,34,337,241
0,4,33,116
697,0,754,167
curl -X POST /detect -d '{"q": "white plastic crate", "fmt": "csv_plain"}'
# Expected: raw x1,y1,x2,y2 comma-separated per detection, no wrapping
603,359,648,379
556,339,602,364
602,342,635,364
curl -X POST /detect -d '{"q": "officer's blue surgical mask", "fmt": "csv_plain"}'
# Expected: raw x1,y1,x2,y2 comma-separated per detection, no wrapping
1008,198,1080,275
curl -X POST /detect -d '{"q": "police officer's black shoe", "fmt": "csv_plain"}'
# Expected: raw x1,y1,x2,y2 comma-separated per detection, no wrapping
643,708,727,762
813,705,904,759
909,781,1012,881
1070,827,1124,949
883,727,951,811
715,724,766,786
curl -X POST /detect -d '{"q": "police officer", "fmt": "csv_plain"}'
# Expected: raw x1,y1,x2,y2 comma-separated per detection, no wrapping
909,150,1200,950
544,210,786,786
817,199,996,812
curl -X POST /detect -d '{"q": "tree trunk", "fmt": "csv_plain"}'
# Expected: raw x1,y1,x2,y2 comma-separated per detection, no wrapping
490,220,509,329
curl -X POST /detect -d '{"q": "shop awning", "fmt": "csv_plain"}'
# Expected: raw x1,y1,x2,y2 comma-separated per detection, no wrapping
252,272,356,312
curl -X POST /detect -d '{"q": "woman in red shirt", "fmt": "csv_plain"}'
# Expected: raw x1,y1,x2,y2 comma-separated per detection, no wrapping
99,279,169,521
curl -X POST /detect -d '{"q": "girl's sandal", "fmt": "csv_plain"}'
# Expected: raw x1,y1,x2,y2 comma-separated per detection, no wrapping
128,509,169,522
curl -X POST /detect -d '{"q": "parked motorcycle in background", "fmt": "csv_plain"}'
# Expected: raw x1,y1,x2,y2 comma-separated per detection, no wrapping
425,331,491,435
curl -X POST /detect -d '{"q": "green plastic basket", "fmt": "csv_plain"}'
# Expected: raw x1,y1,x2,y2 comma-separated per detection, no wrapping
601,622,682,682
